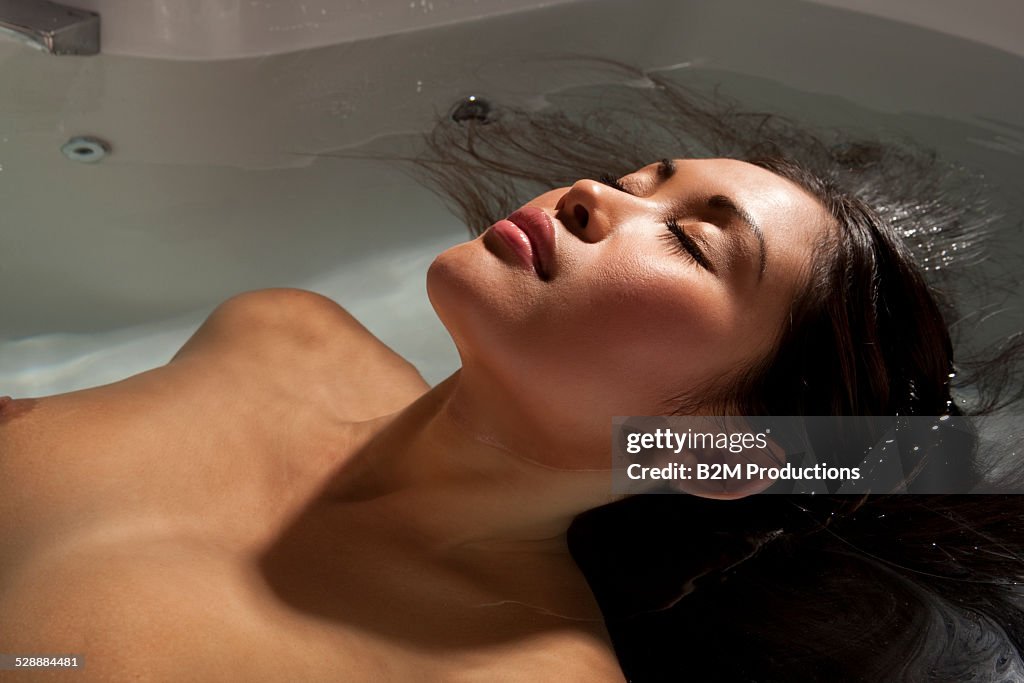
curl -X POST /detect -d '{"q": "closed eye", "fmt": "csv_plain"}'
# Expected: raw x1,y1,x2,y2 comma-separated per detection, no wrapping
596,172,715,273
663,220,715,272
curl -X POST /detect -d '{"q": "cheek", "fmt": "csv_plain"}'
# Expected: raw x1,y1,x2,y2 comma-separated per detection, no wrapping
533,258,744,393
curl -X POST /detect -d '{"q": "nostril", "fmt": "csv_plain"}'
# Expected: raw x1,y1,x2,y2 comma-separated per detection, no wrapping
574,204,589,230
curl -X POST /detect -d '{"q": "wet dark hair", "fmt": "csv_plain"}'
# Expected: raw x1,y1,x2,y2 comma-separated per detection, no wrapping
699,156,961,419
403,66,1024,681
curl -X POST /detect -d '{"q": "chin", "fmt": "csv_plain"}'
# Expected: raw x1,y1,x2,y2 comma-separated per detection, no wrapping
427,241,476,313
427,241,540,368
426,242,496,351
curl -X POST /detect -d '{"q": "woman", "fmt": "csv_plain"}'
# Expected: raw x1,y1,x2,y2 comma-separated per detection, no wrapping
2,74,1022,681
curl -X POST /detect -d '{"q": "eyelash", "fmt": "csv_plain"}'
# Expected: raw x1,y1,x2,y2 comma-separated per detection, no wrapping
596,173,629,193
596,172,712,270
661,221,713,270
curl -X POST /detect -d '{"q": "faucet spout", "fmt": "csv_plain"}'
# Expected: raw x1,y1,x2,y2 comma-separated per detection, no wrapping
0,0,99,55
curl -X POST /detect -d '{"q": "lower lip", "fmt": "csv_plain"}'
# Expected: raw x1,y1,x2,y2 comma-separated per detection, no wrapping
488,219,537,274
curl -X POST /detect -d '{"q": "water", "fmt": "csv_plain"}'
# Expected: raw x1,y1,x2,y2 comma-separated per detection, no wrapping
0,0,1021,396
0,231,462,395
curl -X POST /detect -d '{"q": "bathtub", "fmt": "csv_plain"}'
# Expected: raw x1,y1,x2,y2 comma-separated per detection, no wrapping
0,0,1021,394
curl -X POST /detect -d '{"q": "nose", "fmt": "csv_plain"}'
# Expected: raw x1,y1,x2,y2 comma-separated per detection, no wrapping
555,179,631,242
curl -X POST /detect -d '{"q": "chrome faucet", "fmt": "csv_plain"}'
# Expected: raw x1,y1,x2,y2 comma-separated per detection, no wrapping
0,0,99,55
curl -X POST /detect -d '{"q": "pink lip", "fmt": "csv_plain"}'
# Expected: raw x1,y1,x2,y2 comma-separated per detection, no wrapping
490,220,537,275
507,207,556,280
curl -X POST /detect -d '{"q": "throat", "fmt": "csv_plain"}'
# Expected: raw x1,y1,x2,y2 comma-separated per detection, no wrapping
259,497,606,647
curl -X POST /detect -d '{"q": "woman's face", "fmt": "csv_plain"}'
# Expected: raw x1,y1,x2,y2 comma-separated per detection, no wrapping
428,158,831,461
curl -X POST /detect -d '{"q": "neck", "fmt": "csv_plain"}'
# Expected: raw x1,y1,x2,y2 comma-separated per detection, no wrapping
324,371,618,552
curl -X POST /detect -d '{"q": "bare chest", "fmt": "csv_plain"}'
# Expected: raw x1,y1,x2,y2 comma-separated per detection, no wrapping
0,369,386,580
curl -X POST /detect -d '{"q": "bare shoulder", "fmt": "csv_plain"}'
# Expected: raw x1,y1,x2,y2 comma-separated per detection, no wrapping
0,288,431,567
170,287,430,419
171,288,387,362
0,288,430,428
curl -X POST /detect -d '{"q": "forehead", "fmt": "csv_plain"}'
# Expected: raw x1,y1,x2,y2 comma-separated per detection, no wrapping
630,158,831,287
638,158,824,217
662,157,828,248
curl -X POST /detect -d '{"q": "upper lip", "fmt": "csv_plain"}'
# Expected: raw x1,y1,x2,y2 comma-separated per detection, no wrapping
507,207,556,279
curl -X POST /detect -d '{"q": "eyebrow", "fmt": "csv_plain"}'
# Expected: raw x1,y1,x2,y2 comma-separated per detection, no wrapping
707,194,767,279
653,159,767,279
657,158,676,179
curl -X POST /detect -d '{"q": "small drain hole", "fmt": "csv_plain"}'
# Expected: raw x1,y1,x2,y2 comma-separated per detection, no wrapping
450,96,494,124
